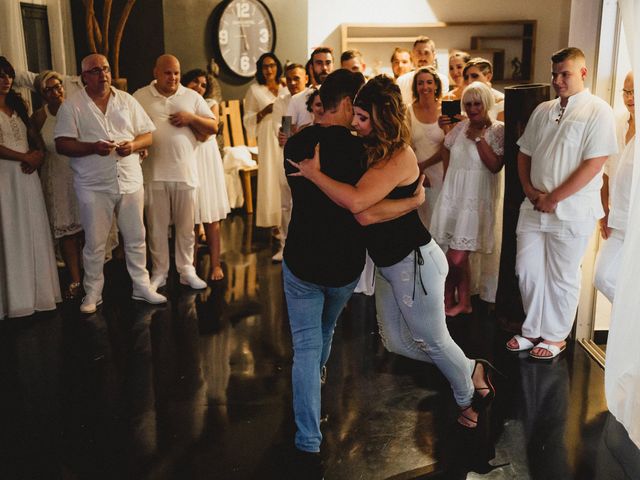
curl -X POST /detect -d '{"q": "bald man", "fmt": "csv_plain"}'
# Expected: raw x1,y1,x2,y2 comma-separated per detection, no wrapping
133,55,216,290
508,47,617,360
54,54,166,313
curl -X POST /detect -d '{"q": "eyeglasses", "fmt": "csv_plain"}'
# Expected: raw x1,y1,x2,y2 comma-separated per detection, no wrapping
262,63,278,69
622,89,634,97
43,83,63,94
83,66,111,76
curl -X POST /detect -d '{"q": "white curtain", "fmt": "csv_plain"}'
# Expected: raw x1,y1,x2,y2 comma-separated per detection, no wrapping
605,0,640,450
0,1,29,71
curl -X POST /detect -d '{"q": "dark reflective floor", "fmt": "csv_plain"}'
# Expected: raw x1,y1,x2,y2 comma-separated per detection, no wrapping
1,212,639,480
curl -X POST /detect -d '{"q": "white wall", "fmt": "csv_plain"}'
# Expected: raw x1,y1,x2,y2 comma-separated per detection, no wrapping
307,0,572,85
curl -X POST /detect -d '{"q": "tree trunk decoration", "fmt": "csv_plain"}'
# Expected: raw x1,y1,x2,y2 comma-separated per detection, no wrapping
82,0,136,79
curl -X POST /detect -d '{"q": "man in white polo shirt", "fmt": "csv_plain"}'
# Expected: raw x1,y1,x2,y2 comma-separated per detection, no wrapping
508,47,617,360
133,54,216,290
55,53,166,313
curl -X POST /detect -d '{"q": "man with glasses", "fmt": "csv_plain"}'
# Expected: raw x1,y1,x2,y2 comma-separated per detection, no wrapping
54,53,166,313
507,47,618,360
133,54,216,291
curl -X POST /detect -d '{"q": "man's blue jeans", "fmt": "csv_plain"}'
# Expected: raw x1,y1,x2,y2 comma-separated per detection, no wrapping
283,261,359,452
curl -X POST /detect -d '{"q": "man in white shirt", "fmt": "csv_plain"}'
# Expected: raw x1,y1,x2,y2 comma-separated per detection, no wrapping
54,53,166,313
396,37,448,105
272,63,308,262
508,47,617,359
133,54,216,290
286,47,334,133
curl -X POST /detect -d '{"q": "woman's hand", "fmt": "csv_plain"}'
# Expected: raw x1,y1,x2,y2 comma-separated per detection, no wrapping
287,143,321,180
599,216,611,239
21,150,44,171
257,103,274,123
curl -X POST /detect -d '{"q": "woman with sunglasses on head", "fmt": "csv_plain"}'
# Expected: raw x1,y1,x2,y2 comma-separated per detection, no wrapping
290,75,497,429
430,82,504,317
0,57,61,319
31,70,84,300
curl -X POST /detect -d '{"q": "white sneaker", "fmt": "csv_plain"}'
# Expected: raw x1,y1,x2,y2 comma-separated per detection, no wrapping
150,275,167,290
271,248,283,263
132,287,167,304
80,295,103,314
179,271,207,290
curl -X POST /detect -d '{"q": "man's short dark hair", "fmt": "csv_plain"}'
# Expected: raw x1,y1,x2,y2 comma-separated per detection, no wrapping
319,68,365,111
551,47,585,64
310,46,334,63
340,49,362,64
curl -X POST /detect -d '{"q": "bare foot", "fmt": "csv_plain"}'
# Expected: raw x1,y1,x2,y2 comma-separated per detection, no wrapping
445,303,473,317
210,265,224,281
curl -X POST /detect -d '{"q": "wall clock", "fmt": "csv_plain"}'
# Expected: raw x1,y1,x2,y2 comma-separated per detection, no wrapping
214,0,276,78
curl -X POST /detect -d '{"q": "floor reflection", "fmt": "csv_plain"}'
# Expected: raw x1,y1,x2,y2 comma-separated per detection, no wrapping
0,212,638,480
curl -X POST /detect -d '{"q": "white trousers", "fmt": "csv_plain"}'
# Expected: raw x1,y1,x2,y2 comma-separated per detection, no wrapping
515,210,593,342
145,182,196,278
75,186,150,297
593,228,625,303
279,161,292,242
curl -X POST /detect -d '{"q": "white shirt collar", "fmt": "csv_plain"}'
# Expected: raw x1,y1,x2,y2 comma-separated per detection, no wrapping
149,80,187,98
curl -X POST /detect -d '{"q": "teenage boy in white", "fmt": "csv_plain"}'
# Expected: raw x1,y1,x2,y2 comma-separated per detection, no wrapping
508,47,617,359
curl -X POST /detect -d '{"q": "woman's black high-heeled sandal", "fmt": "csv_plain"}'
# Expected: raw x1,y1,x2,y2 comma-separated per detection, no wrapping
471,359,505,411
457,404,479,429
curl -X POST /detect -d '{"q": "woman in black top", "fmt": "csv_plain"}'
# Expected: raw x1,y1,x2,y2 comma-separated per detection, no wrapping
289,75,495,428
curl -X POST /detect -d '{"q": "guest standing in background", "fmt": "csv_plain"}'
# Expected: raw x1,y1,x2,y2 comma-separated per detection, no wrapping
31,70,84,300
408,66,445,228
182,69,230,281
243,53,286,231
0,56,61,319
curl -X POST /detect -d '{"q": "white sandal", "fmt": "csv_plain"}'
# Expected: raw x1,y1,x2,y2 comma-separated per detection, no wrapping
506,335,539,352
529,342,566,360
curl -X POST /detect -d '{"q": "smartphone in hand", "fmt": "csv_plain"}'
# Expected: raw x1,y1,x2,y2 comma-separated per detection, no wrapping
281,115,292,137
441,100,461,121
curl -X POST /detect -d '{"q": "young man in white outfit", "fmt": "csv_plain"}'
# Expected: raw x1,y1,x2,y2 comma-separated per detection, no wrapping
272,63,308,263
396,37,448,105
133,54,216,290
55,54,167,313
508,47,618,359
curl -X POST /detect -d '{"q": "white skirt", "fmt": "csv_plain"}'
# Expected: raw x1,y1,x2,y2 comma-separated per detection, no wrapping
195,139,231,224
0,160,61,318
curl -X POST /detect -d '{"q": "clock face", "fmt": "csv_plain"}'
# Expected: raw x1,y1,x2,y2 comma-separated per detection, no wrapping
216,0,276,78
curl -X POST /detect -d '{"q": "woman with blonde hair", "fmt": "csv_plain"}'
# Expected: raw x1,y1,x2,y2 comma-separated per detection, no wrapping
32,70,84,299
290,75,497,429
430,82,504,316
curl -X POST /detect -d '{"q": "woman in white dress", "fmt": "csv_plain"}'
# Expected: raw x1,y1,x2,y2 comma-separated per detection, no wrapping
430,82,504,317
182,69,230,281
443,50,470,101
31,71,83,299
0,56,61,319
594,71,635,302
243,53,286,229
408,66,445,228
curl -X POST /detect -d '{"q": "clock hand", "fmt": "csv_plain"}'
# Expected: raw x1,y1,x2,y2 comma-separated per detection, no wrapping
239,25,250,52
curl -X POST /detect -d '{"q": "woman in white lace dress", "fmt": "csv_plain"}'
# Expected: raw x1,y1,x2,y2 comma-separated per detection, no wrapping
32,71,83,299
408,66,445,228
0,57,61,319
182,69,230,281
430,82,504,316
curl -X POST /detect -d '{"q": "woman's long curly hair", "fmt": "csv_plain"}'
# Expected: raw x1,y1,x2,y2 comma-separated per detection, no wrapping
354,75,410,167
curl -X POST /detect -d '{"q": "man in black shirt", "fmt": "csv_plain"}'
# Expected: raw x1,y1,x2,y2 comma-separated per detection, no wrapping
283,69,424,474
